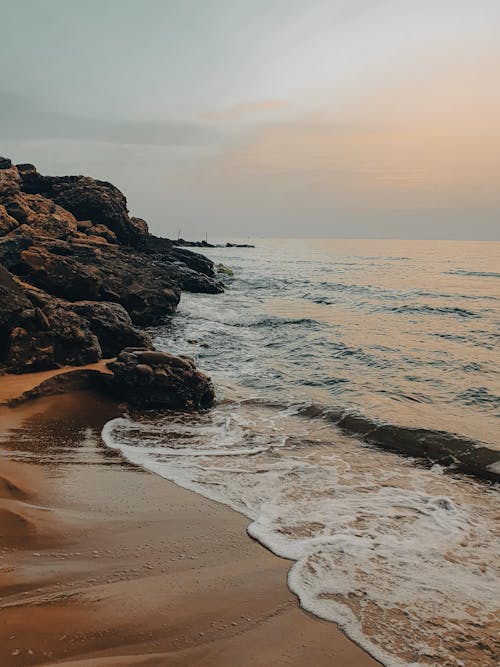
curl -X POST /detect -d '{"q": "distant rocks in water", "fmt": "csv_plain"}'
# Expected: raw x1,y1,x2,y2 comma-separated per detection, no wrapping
0,156,222,386
107,348,215,409
174,238,255,249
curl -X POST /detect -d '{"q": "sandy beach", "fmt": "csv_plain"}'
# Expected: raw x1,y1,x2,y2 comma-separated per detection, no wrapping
0,376,379,667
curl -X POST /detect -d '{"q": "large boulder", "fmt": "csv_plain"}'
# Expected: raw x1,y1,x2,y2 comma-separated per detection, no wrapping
107,348,215,409
69,301,152,357
18,165,145,245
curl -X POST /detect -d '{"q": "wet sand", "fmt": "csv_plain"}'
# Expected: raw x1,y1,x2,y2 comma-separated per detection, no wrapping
0,378,379,666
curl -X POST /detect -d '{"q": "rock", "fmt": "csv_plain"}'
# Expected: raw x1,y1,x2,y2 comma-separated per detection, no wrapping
0,235,32,269
18,167,146,245
107,347,215,409
0,205,19,236
0,265,32,339
174,265,224,294
0,164,22,203
5,193,78,239
69,301,152,357
76,220,93,231
216,263,234,276
5,303,101,373
15,241,182,324
7,369,110,406
0,157,223,381
169,246,216,277
88,224,117,243
130,217,149,236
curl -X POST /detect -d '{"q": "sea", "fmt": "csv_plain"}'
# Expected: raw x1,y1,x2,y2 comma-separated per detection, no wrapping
102,239,500,667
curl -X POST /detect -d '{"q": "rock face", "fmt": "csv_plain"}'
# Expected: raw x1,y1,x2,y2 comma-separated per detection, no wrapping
0,265,101,373
0,157,224,387
108,348,215,409
69,301,152,357
18,166,143,245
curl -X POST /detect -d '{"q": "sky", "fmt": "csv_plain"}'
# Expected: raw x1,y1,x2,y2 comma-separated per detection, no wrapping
1,0,499,240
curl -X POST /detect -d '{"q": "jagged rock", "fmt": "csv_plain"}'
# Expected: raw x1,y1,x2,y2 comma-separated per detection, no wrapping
15,241,181,324
18,167,145,245
0,164,22,203
0,264,101,373
5,193,78,239
130,216,149,236
0,265,32,340
0,205,19,236
174,265,224,293
19,245,102,300
88,224,117,243
0,158,223,381
69,301,152,357
0,236,32,270
5,304,101,373
107,348,215,409
168,246,216,277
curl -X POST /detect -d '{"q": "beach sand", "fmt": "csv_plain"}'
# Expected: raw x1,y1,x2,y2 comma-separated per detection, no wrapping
0,374,379,667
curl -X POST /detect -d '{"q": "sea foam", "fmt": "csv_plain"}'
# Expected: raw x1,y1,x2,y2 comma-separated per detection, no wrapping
102,402,499,667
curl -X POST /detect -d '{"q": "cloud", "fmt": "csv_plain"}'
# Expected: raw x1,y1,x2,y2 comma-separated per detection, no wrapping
199,99,288,122
0,92,229,147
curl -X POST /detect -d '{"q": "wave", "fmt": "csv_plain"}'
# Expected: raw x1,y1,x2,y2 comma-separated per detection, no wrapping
382,304,479,318
102,404,500,667
243,398,500,480
447,270,500,278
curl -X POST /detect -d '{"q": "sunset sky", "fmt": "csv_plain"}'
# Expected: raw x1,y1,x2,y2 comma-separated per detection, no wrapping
1,0,499,239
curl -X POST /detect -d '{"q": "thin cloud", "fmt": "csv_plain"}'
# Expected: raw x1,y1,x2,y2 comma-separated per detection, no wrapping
200,100,288,122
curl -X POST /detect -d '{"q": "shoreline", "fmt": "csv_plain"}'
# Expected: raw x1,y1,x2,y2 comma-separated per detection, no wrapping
0,379,379,666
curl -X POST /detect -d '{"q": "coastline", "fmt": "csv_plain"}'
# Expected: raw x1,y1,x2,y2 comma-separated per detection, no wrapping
0,379,379,666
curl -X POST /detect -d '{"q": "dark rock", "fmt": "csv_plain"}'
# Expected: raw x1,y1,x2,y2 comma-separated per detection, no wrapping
0,265,33,352
0,157,12,170
5,303,101,373
0,205,19,236
70,301,152,357
0,235,32,269
130,216,149,236
107,347,215,409
88,224,117,243
169,246,216,277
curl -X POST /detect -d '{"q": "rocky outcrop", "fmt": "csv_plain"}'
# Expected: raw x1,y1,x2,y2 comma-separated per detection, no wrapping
0,157,222,395
107,348,215,409
17,165,144,245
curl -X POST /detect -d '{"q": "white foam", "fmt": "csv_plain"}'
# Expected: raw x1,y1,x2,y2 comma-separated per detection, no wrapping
102,407,500,667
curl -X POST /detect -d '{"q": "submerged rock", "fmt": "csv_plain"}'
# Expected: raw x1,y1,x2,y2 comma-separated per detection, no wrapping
107,348,215,409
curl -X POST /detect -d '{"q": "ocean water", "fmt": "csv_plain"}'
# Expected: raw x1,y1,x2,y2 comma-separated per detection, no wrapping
102,239,500,667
